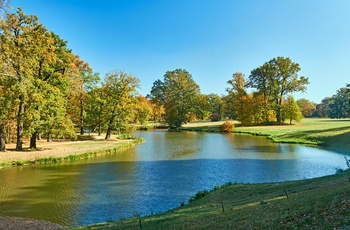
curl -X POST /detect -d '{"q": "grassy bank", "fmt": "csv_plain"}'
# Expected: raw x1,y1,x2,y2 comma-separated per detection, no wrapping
75,169,350,229
74,118,350,229
181,118,350,151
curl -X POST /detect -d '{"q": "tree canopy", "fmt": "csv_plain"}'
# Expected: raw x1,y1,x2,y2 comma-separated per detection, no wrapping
248,57,309,124
149,69,200,128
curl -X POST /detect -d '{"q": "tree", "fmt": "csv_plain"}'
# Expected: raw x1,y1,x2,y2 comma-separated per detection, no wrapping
249,57,309,124
0,0,10,18
281,96,303,124
85,86,106,136
133,96,152,125
0,8,58,150
150,69,200,128
102,71,140,139
329,88,350,119
316,97,332,118
297,98,316,118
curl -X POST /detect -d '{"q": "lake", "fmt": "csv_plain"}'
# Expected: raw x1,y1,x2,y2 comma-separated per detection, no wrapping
0,130,347,227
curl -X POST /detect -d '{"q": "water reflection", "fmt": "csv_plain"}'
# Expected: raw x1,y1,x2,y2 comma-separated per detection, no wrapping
0,130,348,227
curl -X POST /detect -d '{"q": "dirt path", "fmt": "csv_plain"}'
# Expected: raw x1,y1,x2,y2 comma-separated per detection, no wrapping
0,134,130,165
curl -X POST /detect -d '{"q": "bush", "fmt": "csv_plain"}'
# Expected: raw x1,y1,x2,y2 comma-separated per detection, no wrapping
117,134,134,140
220,120,235,132
210,113,221,122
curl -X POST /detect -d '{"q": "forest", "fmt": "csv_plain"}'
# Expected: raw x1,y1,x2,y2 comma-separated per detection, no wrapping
0,8,349,152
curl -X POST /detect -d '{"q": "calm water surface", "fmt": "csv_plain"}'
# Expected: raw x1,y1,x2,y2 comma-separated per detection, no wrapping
0,131,348,226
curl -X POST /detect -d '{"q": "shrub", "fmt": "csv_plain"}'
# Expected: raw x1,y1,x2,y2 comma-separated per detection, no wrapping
118,134,134,140
219,120,235,132
210,113,221,122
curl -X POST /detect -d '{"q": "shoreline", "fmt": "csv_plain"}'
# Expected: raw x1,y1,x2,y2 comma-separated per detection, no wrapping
0,134,144,167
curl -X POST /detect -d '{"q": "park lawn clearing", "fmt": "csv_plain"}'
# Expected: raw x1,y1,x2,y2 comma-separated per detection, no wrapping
181,118,350,150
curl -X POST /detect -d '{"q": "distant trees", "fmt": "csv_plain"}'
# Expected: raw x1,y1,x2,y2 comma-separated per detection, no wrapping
149,69,200,128
223,58,308,126
248,57,309,124
315,87,350,119
296,98,316,118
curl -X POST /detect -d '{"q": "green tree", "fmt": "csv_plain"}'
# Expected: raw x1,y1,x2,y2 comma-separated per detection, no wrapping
249,57,309,124
150,69,200,128
0,8,58,150
85,86,106,136
102,71,140,139
329,88,350,119
316,97,332,118
281,96,303,124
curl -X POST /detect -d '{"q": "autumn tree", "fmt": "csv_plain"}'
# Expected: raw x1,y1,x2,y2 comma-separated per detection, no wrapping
102,71,140,139
133,96,152,125
0,8,59,150
150,69,200,128
249,57,309,125
66,58,100,135
296,98,316,118
225,72,249,123
281,96,303,124
0,8,84,149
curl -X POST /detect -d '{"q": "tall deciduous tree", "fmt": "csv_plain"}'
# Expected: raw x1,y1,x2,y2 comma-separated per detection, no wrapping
0,8,57,150
249,57,309,124
150,69,200,128
102,71,140,139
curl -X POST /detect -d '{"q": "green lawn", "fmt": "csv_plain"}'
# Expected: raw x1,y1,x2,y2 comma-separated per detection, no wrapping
181,118,350,151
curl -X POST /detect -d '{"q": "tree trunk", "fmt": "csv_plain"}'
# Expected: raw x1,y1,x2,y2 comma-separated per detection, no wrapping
30,131,37,149
47,134,52,142
105,126,111,139
276,109,282,125
80,95,84,135
16,98,25,151
98,124,101,136
98,103,103,136
105,113,116,139
0,124,6,151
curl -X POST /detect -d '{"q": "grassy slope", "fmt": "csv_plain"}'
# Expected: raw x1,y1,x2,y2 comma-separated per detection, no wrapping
77,171,350,229
75,118,350,229
182,118,350,150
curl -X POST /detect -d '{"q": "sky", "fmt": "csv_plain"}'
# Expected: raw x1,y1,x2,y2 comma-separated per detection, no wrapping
9,0,350,103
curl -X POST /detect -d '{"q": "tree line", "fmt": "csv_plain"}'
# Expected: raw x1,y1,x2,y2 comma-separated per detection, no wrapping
2,6,344,153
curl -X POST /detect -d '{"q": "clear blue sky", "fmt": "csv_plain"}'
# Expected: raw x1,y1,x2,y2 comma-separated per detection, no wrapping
11,0,350,103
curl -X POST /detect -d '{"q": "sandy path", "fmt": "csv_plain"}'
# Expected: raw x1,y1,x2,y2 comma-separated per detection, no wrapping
0,134,130,164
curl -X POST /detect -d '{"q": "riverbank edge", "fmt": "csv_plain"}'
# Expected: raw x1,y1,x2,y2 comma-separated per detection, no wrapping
180,126,322,146
74,169,350,229
0,138,144,168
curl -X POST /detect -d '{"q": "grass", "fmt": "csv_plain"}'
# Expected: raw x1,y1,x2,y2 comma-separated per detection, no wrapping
182,118,350,150
73,118,350,229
